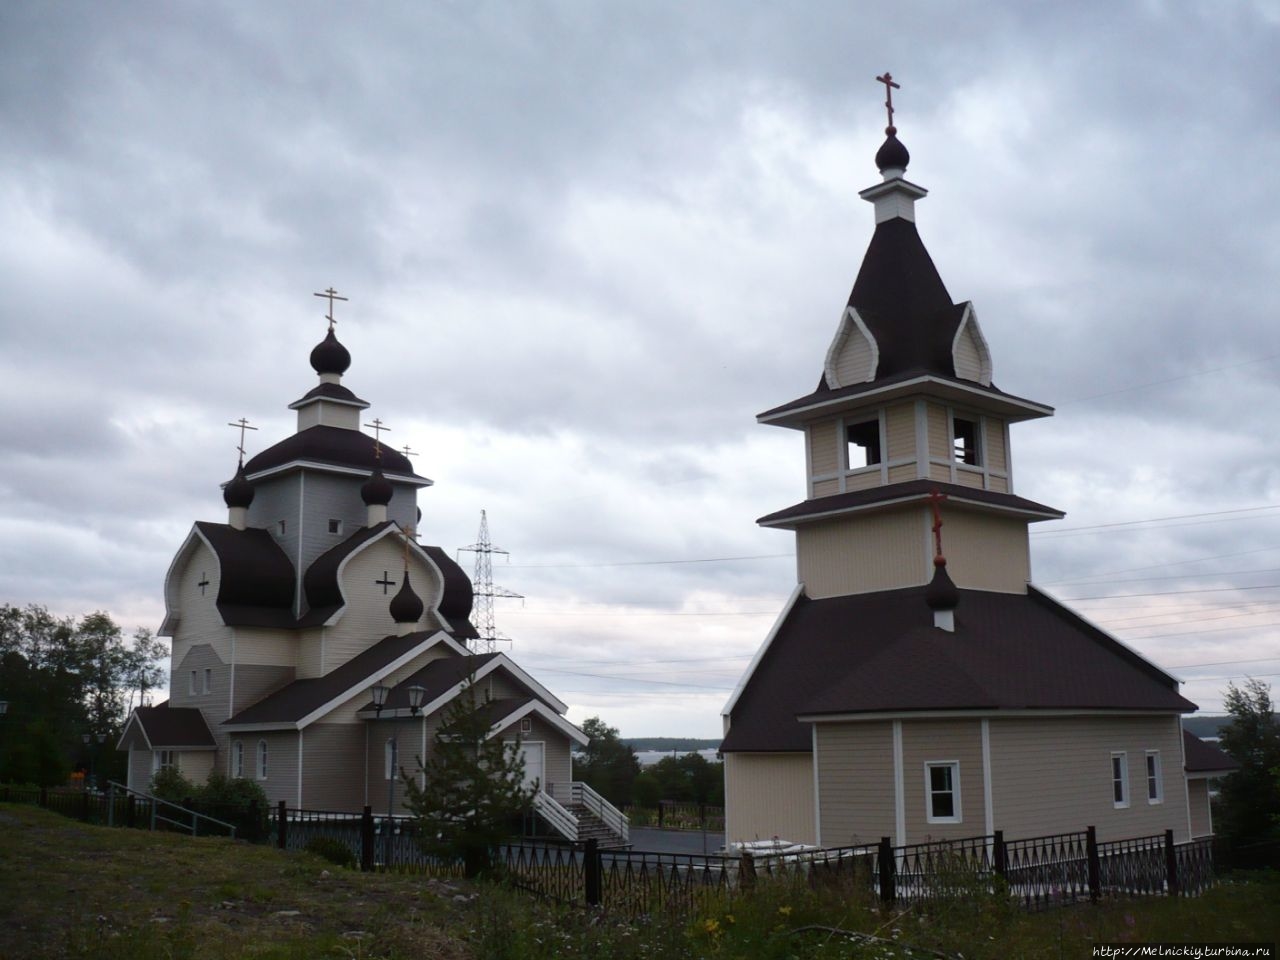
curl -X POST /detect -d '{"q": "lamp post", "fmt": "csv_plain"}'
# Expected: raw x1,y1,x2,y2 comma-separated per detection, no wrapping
369,682,427,867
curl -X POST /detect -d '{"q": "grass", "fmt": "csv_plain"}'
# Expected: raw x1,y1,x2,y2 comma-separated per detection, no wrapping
2,803,1277,959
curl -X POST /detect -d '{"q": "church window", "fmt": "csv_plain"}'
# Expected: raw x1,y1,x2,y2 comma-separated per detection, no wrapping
1145,751,1162,803
846,419,882,470
328,518,343,535
1111,752,1129,808
202,668,212,694
232,741,243,778
925,761,961,823
953,417,981,465
257,740,268,780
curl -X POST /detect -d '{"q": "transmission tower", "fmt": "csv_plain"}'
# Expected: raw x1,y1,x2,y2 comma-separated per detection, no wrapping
457,510,523,653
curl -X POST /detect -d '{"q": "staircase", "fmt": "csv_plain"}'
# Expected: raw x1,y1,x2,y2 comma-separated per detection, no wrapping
533,782,630,848
566,803,626,847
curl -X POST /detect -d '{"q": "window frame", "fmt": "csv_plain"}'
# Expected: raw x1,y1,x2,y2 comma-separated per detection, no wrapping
952,415,982,466
1145,750,1163,804
1111,751,1129,808
328,518,343,535
845,417,883,471
924,760,962,824
256,739,268,780
232,741,243,779
202,667,212,695
153,750,177,774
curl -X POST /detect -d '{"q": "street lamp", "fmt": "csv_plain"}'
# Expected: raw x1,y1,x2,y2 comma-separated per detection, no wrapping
369,682,427,867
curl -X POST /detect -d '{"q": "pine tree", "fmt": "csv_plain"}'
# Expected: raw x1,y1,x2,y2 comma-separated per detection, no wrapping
400,679,534,877
1216,678,1280,846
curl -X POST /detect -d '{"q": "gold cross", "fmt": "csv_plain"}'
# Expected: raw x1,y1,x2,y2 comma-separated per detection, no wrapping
401,444,418,460
227,418,258,466
928,489,948,560
876,72,901,130
313,287,349,331
364,418,390,459
400,525,417,568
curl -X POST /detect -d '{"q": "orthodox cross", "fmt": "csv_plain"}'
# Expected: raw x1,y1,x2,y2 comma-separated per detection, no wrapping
928,489,948,560
227,417,258,466
375,571,397,595
313,287,348,330
400,444,417,460
400,525,417,569
198,572,210,596
875,72,900,130
364,418,390,459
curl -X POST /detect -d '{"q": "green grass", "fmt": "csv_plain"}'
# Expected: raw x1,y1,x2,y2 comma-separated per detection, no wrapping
2,803,1276,959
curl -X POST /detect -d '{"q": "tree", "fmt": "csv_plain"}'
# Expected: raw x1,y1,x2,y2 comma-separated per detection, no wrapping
574,716,640,806
1216,679,1280,846
401,681,535,877
649,752,724,805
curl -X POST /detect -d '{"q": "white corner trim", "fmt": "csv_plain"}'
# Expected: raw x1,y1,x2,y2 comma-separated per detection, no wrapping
160,525,216,636
485,699,590,746
1179,720,1192,840
722,583,805,717
981,719,993,836
823,306,880,390
893,720,905,845
117,711,154,751
950,303,993,386
812,724,822,847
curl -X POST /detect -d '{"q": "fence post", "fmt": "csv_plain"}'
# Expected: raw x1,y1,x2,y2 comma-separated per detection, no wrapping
1086,826,1100,904
584,838,602,906
360,806,375,872
878,836,896,905
740,851,756,892
276,800,287,850
657,801,664,829
107,783,115,828
81,788,91,822
1164,829,1179,897
993,830,1006,879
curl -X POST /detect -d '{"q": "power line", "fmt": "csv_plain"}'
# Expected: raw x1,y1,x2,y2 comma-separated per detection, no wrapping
1059,583,1280,602
507,552,793,570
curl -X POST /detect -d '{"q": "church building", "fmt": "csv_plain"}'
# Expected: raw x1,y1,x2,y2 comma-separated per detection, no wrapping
116,305,617,841
721,93,1231,847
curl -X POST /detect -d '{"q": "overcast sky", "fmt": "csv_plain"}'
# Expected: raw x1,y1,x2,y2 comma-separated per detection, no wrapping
2,2,1278,737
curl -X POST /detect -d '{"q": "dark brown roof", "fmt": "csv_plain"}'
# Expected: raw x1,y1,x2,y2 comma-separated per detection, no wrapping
290,382,369,407
757,479,1063,528
1182,729,1239,774
421,545,475,624
133,704,217,748
193,522,296,626
721,585,1196,753
244,425,427,483
359,653,500,714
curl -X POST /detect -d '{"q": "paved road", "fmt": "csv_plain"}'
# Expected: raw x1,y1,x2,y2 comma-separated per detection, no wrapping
628,826,725,856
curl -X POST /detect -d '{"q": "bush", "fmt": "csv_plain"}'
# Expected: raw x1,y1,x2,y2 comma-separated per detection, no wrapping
303,836,357,869
149,766,199,803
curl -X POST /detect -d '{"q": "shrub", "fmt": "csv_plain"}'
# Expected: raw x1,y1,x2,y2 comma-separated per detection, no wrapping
303,836,357,869
149,766,199,804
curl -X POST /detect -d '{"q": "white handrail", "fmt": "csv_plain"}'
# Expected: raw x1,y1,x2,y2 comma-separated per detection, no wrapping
568,781,630,844
532,791,579,842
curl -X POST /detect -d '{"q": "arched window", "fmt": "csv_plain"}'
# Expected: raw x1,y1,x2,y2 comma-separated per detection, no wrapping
256,739,268,780
232,741,244,778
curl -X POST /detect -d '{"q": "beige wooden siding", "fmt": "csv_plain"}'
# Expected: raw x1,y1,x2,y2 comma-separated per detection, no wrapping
812,479,839,498
318,650,454,727
926,404,950,460
172,644,231,724
816,722,896,846
988,476,1009,493
833,322,876,385
724,753,815,845
942,511,1030,593
988,715,1189,842
128,750,153,792
180,750,215,784
984,420,1008,473
1187,780,1212,838
252,731,302,808
954,468,985,489
885,404,916,461
525,715,572,791
928,462,952,483
231,629,299,667
846,471,882,492
953,323,984,382
176,542,233,659
797,509,927,598
888,464,917,484
809,421,839,477
230,664,295,716
301,723,369,810
901,720,984,842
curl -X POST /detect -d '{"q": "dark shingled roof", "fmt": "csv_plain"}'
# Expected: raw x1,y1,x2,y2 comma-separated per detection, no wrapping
1182,729,1239,774
244,425,425,482
721,585,1196,753
757,479,1063,528
289,381,369,408
359,654,502,714
133,704,217,748
421,545,475,624
193,522,296,626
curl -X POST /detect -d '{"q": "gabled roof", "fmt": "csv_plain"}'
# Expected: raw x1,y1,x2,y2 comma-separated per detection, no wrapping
119,703,217,750
356,651,570,720
463,696,590,746
721,585,1196,753
223,630,467,730
757,478,1063,529
243,425,431,486
1182,729,1239,776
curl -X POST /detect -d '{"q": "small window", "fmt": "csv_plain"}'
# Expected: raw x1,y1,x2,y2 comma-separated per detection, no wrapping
278,520,287,536
257,740,268,780
846,419,882,469
202,668,212,695
233,741,243,779
328,518,343,535
1146,751,1162,804
925,761,961,823
520,717,533,734
953,417,981,465
384,739,396,780
1112,752,1129,808
154,750,177,774
189,671,197,695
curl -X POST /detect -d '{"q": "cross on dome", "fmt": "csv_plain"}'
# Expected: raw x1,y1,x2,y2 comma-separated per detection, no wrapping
227,417,258,466
875,72,900,132
364,418,390,459
928,488,948,561
313,287,348,331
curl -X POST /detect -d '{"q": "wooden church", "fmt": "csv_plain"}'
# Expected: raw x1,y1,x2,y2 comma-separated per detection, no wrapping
115,304,624,841
720,90,1232,847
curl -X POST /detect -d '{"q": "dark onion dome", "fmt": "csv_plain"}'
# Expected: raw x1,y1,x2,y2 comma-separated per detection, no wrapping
389,570,424,624
874,126,910,172
361,465,393,506
925,557,960,611
223,465,255,508
309,328,352,376
421,545,475,623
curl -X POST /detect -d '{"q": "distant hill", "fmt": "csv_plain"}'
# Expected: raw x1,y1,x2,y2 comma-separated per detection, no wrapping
623,737,721,753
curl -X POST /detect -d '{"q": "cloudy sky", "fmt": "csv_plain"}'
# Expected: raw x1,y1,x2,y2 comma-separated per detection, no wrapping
2,2,1278,737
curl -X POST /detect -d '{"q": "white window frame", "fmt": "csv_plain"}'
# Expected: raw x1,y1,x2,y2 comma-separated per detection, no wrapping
924,760,962,824
256,739,268,780
202,668,212,695
1111,751,1129,808
232,741,244,779
520,717,533,735
188,670,197,695
384,738,396,780
1145,750,1163,804
153,750,177,774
